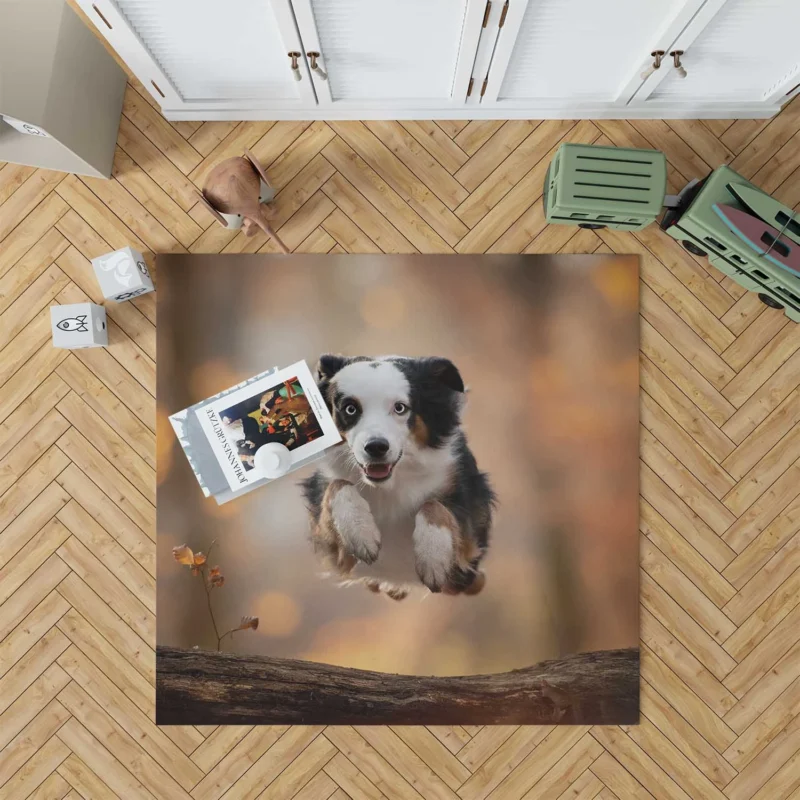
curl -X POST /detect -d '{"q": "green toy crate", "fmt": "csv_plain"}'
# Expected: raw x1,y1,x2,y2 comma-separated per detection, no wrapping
660,165,800,323
544,143,667,231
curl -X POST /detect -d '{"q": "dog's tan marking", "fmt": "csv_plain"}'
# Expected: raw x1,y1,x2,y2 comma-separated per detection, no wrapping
411,415,429,447
339,576,413,601
311,479,357,575
313,479,381,570
418,500,485,595
419,500,474,566
385,585,409,601
419,499,457,530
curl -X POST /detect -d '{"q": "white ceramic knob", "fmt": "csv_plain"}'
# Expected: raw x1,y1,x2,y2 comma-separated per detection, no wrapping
640,64,657,80
254,442,292,479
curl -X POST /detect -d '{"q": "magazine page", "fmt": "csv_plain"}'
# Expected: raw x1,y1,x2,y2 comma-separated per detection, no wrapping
195,360,341,492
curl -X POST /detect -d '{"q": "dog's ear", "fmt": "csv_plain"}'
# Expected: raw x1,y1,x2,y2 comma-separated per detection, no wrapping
423,357,464,393
317,354,348,383
316,354,348,410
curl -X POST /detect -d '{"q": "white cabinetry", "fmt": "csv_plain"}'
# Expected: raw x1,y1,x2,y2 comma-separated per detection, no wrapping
290,0,486,109
632,0,800,109
75,0,800,120
479,0,705,109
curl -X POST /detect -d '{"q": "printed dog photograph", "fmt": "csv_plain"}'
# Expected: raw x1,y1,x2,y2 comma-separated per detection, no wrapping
156,254,640,725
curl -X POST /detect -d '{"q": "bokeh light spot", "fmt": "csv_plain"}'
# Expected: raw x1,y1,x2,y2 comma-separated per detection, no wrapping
156,408,174,484
254,592,302,637
359,286,406,329
591,259,638,309
189,360,243,401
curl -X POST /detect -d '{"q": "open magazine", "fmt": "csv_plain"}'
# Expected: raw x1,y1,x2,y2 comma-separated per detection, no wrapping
169,360,341,504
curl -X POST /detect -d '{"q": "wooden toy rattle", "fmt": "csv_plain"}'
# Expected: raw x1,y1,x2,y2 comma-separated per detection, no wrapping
197,148,290,254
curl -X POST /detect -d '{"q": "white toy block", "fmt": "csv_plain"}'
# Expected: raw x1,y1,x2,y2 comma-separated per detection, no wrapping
51,303,107,349
91,246,154,302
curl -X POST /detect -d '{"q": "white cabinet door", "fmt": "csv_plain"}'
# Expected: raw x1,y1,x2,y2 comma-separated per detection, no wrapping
479,0,708,112
75,0,316,113
633,0,800,108
289,0,486,109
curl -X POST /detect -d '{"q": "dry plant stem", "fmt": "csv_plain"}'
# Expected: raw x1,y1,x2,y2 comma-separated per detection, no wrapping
201,573,224,650
197,540,226,651
218,629,239,648
175,538,256,652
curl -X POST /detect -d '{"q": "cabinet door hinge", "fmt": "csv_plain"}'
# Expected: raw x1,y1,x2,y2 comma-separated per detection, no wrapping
467,77,474,97
482,0,492,27
499,0,509,27
480,77,488,97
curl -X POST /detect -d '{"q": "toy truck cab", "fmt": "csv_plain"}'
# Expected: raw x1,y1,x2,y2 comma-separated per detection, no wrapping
659,165,800,322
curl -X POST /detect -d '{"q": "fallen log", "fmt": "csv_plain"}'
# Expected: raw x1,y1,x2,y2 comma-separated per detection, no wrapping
156,646,639,725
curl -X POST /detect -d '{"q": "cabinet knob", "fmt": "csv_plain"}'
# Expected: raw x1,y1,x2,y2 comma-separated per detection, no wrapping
670,50,687,79
288,52,302,81
307,52,328,81
641,50,665,81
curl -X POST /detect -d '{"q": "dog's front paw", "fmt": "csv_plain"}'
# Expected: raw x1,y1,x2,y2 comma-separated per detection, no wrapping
413,515,454,593
330,485,381,564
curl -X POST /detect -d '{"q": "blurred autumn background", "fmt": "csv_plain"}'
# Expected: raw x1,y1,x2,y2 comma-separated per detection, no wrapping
157,254,639,677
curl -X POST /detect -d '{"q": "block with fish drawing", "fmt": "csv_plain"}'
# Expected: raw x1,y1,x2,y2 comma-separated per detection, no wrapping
50,303,107,349
91,246,154,302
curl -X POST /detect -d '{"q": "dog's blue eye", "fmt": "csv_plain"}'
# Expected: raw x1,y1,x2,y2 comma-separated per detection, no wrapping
394,402,408,415
344,404,358,416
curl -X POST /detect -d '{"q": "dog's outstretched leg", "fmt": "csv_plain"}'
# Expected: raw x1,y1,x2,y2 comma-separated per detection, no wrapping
312,479,381,572
413,500,486,594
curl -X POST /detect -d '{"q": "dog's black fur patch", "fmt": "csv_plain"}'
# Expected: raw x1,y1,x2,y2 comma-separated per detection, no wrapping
329,390,362,434
316,354,369,412
302,470,328,517
391,357,464,449
438,431,495,590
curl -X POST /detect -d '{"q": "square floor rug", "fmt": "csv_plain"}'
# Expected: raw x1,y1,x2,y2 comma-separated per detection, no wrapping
155,253,639,725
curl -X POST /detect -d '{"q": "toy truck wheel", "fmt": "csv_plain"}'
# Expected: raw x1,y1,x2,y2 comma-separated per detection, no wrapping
758,293,784,310
682,240,707,257
578,223,606,230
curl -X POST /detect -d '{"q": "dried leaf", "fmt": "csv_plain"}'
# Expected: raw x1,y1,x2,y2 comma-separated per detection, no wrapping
172,545,194,566
190,565,201,577
193,552,207,566
209,567,225,588
238,615,259,631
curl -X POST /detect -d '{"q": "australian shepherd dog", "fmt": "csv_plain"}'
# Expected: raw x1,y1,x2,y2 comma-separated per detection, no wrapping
302,355,495,600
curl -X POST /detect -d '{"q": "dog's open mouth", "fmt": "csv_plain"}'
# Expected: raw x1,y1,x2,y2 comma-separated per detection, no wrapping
361,459,397,483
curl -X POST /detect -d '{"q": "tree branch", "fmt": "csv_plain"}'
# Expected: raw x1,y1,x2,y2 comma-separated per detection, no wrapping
156,646,638,725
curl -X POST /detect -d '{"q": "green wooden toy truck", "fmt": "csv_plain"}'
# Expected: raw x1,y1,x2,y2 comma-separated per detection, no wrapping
544,143,800,322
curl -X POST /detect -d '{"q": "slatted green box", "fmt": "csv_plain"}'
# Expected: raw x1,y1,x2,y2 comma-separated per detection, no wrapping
544,143,667,231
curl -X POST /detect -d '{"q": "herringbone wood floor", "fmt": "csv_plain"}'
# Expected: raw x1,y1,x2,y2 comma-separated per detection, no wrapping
2,67,800,798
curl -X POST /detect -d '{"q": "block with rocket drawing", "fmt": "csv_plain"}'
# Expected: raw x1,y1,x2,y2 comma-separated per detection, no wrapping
50,302,107,349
